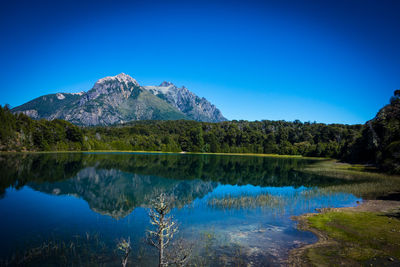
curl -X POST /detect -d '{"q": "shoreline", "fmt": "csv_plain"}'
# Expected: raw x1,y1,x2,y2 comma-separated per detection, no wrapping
287,160,400,266
0,150,326,160
288,200,400,266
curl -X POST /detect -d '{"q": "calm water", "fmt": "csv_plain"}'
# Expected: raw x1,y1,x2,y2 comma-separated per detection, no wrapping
0,153,360,266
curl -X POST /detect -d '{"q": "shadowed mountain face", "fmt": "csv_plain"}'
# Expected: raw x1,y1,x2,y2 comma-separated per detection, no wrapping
11,73,226,125
0,153,361,218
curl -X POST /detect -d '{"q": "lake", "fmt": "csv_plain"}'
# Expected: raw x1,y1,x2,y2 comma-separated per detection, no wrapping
0,153,361,266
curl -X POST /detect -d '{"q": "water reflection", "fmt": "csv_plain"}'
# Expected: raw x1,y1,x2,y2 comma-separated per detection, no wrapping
0,153,362,266
0,152,359,202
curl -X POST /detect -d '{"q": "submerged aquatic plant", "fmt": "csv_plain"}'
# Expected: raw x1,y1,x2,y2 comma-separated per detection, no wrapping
1,232,110,266
207,193,284,210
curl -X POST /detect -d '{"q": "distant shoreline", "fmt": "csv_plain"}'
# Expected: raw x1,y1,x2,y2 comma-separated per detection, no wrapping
0,150,327,159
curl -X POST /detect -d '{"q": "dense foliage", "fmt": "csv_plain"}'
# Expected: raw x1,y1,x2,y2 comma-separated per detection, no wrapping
1,91,399,173
0,105,84,151
86,119,362,158
344,90,400,173
0,105,361,156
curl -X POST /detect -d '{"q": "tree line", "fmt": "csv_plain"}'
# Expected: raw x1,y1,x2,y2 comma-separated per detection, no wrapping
1,90,399,173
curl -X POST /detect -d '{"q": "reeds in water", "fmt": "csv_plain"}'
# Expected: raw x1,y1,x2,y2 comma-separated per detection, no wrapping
207,193,284,210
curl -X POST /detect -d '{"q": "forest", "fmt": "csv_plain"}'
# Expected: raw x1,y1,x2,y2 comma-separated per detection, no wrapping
1,91,399,173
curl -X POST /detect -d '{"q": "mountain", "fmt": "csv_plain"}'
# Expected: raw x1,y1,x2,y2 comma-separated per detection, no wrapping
143,81,226,122
11,73,226,126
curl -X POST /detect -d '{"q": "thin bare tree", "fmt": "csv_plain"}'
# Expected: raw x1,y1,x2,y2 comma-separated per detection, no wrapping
117,237,131,267
147,193,192,267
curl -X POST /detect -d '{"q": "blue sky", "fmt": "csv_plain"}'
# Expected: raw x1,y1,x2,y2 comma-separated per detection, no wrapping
0,0,399,124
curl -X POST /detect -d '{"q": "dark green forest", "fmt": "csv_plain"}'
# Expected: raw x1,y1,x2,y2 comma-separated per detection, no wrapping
1,91,399,173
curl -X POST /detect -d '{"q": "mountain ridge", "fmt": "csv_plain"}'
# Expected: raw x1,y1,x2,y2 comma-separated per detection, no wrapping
143,80,226,122
12,73,226,126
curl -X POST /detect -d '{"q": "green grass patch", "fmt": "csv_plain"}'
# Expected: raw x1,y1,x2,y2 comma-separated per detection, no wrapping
306,211,400,264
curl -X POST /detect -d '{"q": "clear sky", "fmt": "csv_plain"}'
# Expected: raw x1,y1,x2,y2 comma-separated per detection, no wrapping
0,0,399,124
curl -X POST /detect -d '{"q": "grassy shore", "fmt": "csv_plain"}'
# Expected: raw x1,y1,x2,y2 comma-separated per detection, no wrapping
289,160,400,266
289,201,400,266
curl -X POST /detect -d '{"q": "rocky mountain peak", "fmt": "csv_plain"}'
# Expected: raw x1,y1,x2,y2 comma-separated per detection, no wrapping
159,81,174,87
143,81,226,122
115,72,137,83
84,73,140,103
96,73,139,87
